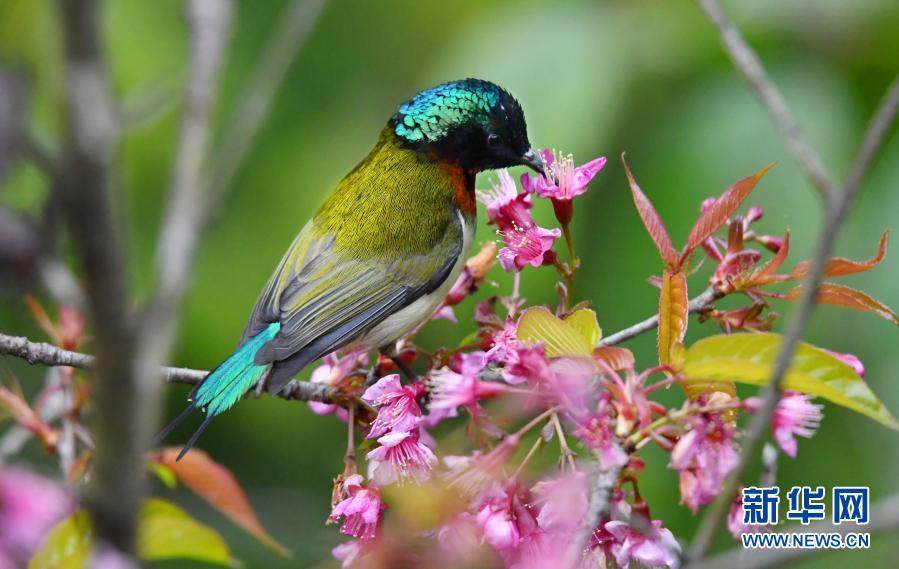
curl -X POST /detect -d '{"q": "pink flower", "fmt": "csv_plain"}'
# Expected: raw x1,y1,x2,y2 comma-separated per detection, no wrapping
521,150,606,202
576,397,629,471
366,429,437,485
362,375,424,438
485,317,519,364
308,349,368,417
602,520,680,569
771,392,823,458
823,349,865,377
0,468,72,566
428,352,507,419
532,472,588,532
479,169,530,228
669,414,739,512
473,485,539,553
501,343,552,385
498,224,561,272
330,475,384,540
727,492,764,539
331,539,367,568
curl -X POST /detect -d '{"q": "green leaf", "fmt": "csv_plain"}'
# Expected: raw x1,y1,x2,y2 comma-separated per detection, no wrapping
138,498,233,565
563,308,602,347
28,499,234,569
517,307,592,357
28,511,92,569
684,333,899,429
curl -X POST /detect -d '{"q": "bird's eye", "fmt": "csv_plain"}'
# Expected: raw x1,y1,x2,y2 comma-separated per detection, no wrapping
487,133,503,148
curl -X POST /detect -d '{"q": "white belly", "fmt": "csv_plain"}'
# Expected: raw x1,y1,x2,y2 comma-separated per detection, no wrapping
354,210,474,350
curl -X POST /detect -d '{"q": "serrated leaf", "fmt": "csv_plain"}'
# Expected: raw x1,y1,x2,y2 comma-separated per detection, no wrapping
517,307,592,357
622,154,678,268
786,283,898,324
683,333,899,429
681,163,774,262
658,271,688,366
563,308,602,347
154,447,290,557
28,499,233,569
138,498,233,565
791,230,889,279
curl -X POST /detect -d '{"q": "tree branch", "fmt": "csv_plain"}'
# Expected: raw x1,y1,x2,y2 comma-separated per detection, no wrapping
686,9,899,557
210,0,329,201
0,331,337,403
57,0,139,555
696,0,838,199
598,286,722,347
566,459,623,568
689,492,899,569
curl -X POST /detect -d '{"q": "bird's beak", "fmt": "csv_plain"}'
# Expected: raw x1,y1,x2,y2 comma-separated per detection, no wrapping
519,148,547,177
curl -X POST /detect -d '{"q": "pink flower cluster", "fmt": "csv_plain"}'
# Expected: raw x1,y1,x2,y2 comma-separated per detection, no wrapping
0,468,72,568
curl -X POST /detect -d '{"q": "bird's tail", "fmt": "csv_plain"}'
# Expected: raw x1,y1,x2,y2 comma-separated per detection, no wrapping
157,322,280,460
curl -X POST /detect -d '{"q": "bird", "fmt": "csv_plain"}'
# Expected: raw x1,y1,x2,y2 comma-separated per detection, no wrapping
159,78,545,459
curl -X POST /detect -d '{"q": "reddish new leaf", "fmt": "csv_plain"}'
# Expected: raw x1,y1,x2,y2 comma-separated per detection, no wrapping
0,381,58,449
791,230,890,279
622,154,678,269
593,346,635,371
153,447,290,557
658,270,689,366
786,283,899,324
681,163,775,263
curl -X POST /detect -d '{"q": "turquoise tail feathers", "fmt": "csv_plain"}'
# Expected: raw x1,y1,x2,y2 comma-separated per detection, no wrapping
158,322,280,460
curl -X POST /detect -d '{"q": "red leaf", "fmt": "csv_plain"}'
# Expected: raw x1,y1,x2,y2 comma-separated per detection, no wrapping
593,346,635,371
658,270,689,366
153,447,291,557
791,230,890,279
786,283,899,324
0,381,59,449
681,163,775,263
622,154,678,269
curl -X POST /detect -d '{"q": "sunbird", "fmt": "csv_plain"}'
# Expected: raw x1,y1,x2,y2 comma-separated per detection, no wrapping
161,79,545,458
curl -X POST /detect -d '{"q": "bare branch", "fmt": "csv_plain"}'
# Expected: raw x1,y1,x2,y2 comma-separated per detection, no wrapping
690,492,899,569
696,0,838,199
57,0,139,555
211,0,329,197
0,331,338,403
565,453,624,568
687,69,899,564
598,286,722,347
135,0,234,457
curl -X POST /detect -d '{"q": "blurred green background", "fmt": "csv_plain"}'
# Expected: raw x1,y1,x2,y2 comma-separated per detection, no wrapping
2,0,898,566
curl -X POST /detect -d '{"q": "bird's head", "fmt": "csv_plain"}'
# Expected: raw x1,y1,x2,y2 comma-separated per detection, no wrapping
391,79,545,177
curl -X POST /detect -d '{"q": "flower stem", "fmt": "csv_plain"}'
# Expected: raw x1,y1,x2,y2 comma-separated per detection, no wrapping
511,435,546,480
513,405,561,439
551,412,578,472
343,403,357,475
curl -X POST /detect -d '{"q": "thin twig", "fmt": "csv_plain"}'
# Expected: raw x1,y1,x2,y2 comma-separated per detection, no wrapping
696,0,838,199
689,492,899,569
598,286,721,347
687,70,899,563
136,0,234,456
210,0,329,200
0,332,337,403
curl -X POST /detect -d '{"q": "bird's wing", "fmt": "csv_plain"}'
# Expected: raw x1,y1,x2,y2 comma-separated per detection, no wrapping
241,216,462,391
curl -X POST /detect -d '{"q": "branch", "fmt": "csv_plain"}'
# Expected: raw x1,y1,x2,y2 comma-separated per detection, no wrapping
57,0,139,555
686,57,899,569
210,0,329,200
696,0,838,199
0,332,337,403
565,453,624,568
689,492,899,569
598,286,721,347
